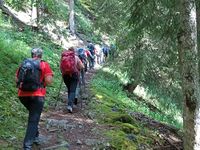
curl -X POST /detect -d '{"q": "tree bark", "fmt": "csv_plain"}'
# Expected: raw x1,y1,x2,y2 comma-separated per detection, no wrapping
31,0,38,26
179,0,200,149
69,0,75,35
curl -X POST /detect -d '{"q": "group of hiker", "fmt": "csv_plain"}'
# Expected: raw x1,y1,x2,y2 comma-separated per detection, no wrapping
15,42,115,149
16,40,115,150
77,42,115,68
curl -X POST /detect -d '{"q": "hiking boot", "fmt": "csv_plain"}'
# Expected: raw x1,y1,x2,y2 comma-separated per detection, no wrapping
67,106,73,113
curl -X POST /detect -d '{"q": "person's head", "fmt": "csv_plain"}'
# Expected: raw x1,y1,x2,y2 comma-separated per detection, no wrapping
68,47,75,51
31,48,43,58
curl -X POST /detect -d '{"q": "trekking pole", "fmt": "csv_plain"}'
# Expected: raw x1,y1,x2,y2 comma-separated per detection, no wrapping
54,77,63,108
79,70,85,109
82,70,86,93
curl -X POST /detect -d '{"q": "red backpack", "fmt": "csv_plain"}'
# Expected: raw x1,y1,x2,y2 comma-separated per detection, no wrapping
60,50,77,75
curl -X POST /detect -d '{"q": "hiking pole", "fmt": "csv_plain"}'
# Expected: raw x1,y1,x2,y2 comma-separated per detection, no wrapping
79,70,85,109
54,77,64,108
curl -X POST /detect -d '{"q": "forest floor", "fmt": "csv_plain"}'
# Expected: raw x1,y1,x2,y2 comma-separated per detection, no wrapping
31,67,183,150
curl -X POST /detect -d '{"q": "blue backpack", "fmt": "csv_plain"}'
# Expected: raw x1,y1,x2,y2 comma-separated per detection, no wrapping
77,48,88,72
103,47,109,54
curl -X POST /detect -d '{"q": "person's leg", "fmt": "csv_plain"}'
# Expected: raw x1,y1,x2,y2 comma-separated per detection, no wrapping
68,73,79,109
75,81,80,105
20,97,44,150
75,72,82,105
63,75,71,106
88,57,92,70
84,61,87,72
91,56,95,68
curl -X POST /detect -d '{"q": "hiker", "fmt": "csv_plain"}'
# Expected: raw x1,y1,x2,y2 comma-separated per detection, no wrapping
16,48,53,150
60,47,84,113
102,46,109,62
75,47,87,103
87,42,95,69
95,44,102,65
109,44,116,60
85,48,93,70
100,45,104,64
77,47,87,72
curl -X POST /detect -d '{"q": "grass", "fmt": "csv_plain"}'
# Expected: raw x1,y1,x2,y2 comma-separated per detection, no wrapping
90,68,182,128
88,67,183,148
88,69,170,149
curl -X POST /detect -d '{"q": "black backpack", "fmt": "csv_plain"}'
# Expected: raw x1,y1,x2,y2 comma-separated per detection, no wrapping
17,58,42,91
77,48,86,61
87,43,95,56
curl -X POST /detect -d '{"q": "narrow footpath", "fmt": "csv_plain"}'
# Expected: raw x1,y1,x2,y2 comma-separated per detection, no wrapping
33,69,109,150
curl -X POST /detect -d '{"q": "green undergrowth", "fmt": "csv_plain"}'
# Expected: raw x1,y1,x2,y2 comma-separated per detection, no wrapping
89,68,182,149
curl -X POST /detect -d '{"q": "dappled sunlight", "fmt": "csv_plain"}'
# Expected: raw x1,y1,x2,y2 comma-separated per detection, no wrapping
134,85,148,99
96,94,103,99
5,4,32,24
4,1,85,50
42,112,94,125
92,68,182,128
73,117,94,124
102,67,129,84
0,23,12,28
134,85,182,126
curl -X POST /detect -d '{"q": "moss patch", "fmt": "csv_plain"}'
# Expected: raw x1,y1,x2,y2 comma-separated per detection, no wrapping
105,130,138,150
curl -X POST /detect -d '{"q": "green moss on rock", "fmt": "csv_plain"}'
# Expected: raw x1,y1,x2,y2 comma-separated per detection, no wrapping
119,123,140,134
106,130,137,150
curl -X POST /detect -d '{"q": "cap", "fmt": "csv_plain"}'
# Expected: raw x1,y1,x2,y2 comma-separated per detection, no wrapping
31,48,43,58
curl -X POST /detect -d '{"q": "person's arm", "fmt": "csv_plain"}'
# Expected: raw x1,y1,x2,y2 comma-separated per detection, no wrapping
43,61,54,86
45,75,53,85
15,69,19,83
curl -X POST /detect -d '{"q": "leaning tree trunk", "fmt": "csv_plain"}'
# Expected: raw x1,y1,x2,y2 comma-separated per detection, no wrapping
0,0,26,27
69,0,75,35
197,1,200,79
179,0,200,149
31,0,39,27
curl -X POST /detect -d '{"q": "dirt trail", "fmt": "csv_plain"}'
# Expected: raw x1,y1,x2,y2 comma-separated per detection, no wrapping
33,69,109,150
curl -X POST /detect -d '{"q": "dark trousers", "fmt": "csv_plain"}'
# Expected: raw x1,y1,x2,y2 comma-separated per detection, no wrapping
88,56,95,69
63,73,79,107
19,96,44,150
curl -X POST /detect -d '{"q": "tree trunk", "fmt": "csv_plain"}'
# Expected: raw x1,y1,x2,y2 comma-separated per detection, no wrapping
197,1,200,78
31,0,38,26
36,0,40,27
69,0,75,35
179,0,200,149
